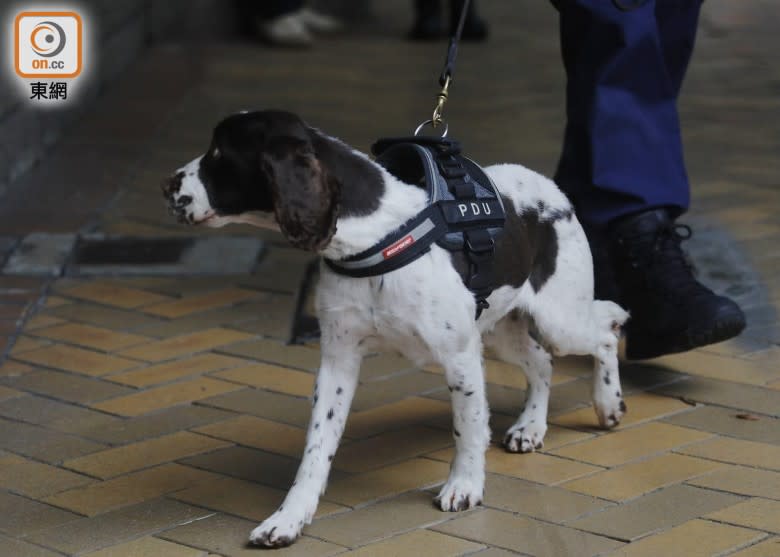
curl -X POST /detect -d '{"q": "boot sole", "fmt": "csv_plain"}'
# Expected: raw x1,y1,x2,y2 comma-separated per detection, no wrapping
625,314,747,360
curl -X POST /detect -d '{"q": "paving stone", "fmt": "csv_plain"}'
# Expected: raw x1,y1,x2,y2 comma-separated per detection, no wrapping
211,361,315,397
0,535,63,557
706,498,780,534
92,377,242,416
181,445,310,490
654,376,780,417
432,508,623,556
170,475,345,522
63,431,231,478
81,405,236,445
2,232,76,275
342,528,485,556
44,463,221,515
568,484,744,541
482,474,610,523
0,360,33,377
25,498,213,555
727,538,780,557
47,301,167,330
218,337,321,372
333,425,453,473
549,423,713,467
83,536,206,557
676,436,780,470
428,445,602,486
0,394,120,436
652,350,780,386
561,454,724,502
0,453,93,498
325,458,450,507
0,490,81,536
0,416,107,463
194,414,305,458
551,392,693,430
198,388,313,428
160,513,345,557
117,328,254,362
23,314,66,330
663,405,780,445
688,466,780,500
351,370,445,411
58,282,171,308
0,384,22,400
607,519,765,557
109,352,247,387
2,369,135,404
9,336,52,355
13,343,141,376
30,322,151,352
344,397,453,438
142,287,263,318
306,491,456,547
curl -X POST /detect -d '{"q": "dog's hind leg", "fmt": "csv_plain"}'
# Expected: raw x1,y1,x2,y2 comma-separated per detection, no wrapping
435,335,491,512
485,312,553,453
589,300,628,428
530,296,628,429
249,337,363,547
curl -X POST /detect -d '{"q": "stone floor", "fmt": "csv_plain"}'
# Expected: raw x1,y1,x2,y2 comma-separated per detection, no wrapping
0,1,779,556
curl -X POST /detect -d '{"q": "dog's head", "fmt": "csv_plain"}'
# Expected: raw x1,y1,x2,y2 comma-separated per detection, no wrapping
162,110,340,251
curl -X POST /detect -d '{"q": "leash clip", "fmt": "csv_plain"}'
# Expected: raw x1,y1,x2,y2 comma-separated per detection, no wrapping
432,74,451,128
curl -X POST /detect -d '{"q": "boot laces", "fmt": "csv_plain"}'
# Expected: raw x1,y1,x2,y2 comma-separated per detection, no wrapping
623,223,709,301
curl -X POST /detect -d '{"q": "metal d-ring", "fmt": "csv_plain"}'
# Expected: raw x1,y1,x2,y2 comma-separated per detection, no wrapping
414,119,449,137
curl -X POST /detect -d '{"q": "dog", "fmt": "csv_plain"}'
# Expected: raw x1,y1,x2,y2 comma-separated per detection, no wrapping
162,110,628,548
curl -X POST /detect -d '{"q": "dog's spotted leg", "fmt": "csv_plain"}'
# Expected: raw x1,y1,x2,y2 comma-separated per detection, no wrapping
249,346,362,548
591,301,627,428
435,339,490,512
486,315,552,453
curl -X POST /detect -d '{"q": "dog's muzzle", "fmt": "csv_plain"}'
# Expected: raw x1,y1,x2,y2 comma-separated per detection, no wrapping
161,171,193,224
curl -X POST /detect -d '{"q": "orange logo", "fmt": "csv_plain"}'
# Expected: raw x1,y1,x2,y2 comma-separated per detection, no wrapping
14,11,82,78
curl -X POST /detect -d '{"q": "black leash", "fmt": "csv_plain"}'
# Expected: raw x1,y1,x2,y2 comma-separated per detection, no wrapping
420,0,472,134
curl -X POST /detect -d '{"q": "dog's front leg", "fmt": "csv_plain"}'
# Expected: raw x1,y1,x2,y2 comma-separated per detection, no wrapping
249,346,362,547
435,339,490,511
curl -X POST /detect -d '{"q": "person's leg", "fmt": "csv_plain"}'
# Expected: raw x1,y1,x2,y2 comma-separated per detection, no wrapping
554,0,691,229
409,0,444,41
256,0,305,20
655,0,702,97
552,0,745,359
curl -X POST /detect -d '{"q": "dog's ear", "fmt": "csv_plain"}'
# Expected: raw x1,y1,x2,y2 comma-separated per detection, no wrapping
262,134,340,251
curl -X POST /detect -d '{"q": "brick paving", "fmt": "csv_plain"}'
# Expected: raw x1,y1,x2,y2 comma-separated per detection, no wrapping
0,1,778,555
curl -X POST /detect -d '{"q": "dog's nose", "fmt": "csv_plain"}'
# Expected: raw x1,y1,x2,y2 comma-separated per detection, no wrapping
161,171,185,199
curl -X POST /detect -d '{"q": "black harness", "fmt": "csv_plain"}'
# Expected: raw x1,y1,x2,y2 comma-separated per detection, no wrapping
324,137,506,318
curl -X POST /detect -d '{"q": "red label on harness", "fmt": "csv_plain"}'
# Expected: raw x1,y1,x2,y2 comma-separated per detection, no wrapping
382,235,414,259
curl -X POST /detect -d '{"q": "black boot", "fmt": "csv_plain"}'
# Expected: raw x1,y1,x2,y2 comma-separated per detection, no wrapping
409,0,444,40
609,209,746,360
450,0,488,41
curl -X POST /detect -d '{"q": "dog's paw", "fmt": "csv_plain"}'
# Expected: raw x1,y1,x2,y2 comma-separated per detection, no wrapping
594,396,627,429
249,511,304,548
503,421,547,453
435,478,483,512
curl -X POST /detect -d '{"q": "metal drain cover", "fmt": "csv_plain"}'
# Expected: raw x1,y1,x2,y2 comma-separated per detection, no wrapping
69,236,265,275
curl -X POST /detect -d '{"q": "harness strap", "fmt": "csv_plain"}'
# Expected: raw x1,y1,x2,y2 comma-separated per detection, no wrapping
325,138,504,319
323,206,447,278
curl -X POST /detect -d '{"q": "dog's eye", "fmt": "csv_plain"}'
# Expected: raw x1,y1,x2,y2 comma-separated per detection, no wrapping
212,147,221,159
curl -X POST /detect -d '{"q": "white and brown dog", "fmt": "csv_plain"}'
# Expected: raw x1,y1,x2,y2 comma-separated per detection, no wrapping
162,110,628,548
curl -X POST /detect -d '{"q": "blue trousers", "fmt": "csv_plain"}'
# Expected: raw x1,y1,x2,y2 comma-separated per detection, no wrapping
552,0,703,228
